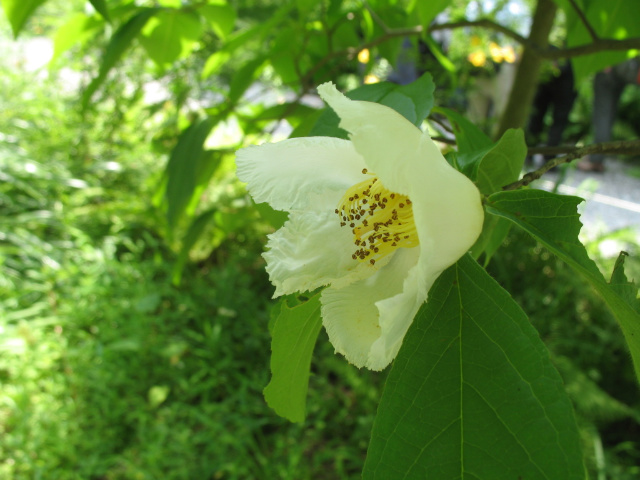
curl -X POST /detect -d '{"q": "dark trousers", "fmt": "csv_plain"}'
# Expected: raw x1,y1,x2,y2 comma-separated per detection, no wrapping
591,58,640,164
528,64,576,151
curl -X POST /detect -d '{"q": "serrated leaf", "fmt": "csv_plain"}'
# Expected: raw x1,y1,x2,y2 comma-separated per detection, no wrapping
82,8,158,109
609,251,640,313
487,189,640,384
475,128,526,195
165,118,215,230
139,9,202,68
363,254,585,479
2,0,47,37
263,293,322,423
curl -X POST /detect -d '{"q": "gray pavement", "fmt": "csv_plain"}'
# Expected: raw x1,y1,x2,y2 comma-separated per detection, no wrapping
534,158,640,240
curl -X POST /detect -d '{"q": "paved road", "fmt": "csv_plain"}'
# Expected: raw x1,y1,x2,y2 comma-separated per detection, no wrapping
534,159,640,241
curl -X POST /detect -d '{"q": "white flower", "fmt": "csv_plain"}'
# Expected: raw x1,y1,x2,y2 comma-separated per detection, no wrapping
236,83,484,370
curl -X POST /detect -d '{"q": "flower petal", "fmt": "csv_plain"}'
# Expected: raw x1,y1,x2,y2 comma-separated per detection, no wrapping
317,82,423,195
236,136,366,212
264,211,381,297
321,247,421,370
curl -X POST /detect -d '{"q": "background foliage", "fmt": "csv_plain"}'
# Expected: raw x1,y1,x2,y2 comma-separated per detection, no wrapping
1,0,640,478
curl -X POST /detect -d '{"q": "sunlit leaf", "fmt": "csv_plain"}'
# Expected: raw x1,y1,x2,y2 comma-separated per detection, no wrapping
2,0,47,37
165,118,215,230
139,9,203,68
198,2,236,40
82,8,159,109
364,254,585,479
264,293,322,423
487,189,640,384
89,0,110,22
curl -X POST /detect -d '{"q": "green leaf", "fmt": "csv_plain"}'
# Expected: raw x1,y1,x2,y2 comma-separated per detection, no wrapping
165,118,216,230
82,8,158,109
172,208,216,286
89,0,111,22
139,9,203,68
475,128,526,195
2,0,47,37
609,251,640,312
198,2,236,40
51,13,104,63
363,254,585,479
555,0,640,81
431,106,493,177
413,0,450,27
470,212,511,266
309,73,435,139
228,56,267,104
487,189,640,383
263,293,322,423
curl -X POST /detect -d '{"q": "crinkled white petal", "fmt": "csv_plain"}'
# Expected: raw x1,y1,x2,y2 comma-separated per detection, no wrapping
264,211,383,297
317,82,422,195
321,247,421,370
236,136,366,212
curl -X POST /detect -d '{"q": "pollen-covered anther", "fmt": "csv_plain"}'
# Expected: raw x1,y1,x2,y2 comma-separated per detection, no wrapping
336,174,419,264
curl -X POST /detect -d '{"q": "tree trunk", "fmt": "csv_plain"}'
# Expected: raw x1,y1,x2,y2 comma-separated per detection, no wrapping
495,0,558,139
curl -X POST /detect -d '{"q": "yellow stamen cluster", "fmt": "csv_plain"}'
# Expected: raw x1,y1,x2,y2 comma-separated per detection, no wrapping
335,169,419,265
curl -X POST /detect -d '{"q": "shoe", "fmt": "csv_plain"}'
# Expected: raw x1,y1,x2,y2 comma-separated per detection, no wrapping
576,157,605,172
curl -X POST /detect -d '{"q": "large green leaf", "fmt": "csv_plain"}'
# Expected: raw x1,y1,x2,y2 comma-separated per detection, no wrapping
363,254,585,479
487,189,640,382
82,8,158,109
310,73,435,138
263,294,322,423
2,0,47,37
165,118,216,230
139,9,202,68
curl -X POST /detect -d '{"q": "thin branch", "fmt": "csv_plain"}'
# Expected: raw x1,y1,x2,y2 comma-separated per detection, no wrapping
503,140,640,191
429,19,528,47
567,0,599,41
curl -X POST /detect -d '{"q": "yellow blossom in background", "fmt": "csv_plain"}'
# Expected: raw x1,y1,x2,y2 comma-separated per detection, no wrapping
364,74,380,84
357,48,370,64
468,50,487,67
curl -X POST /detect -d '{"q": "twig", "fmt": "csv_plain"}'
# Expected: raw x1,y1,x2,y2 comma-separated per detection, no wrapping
567,0,599,41
503,139,640,190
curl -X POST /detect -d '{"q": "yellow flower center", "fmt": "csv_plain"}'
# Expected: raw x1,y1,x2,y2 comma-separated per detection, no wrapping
335,169,419,265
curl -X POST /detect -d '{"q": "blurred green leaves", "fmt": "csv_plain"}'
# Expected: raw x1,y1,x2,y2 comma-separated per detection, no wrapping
2,0,47,37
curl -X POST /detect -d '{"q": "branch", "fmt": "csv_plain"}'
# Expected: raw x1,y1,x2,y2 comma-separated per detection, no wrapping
567,0,599,41
503,140,640,191
429,19,640,59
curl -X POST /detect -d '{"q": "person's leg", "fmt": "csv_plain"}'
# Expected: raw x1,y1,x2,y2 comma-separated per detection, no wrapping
548,67,576,147
581,70,625,170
